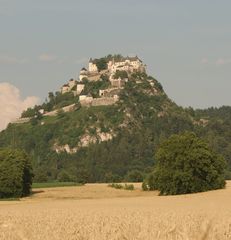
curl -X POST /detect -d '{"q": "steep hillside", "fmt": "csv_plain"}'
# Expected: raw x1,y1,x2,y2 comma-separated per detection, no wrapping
0,60,231,183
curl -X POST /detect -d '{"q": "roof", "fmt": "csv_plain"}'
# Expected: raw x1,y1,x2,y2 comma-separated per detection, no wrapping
81,67,87,71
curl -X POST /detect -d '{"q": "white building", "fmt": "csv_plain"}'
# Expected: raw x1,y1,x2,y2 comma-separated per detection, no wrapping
107,56,145,74
78,55,146,84
87,56,145,74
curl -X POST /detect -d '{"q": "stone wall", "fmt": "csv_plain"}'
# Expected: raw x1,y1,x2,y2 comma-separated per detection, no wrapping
44,104,76,117
99,88,121,97
87,73,101,81
80,96,118,107
11,117,31,124
92,97,118,106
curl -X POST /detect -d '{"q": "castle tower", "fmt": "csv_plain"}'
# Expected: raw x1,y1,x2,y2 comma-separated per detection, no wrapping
88,58,98,73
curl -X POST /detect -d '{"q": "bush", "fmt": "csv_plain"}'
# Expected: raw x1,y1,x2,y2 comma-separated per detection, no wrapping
125,170,144,182
143,132,227,195
33,169,48,183
108,183,123,189
124,183,134,190
0,148,33,198
142,179,149,191
108,183,134,190
57,170,74,182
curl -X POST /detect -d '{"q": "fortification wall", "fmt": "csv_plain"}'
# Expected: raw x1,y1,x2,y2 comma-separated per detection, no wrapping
87,74,101,81
11,117,31,124
44,104,76,117
80,96,118,107
92,97,118,106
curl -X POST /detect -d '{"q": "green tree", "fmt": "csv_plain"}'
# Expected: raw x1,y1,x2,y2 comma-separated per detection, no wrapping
95,58,108,72
113,70,128,79
0,148,33,198
57,170,74,182
143,132,226,195
125,170,144,182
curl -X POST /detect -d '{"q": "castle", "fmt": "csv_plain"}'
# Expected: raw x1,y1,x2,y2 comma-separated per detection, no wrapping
13,55,148,123
79,56,146,81
60,55,146,107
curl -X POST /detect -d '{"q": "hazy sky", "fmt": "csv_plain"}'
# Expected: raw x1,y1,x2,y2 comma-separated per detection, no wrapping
0,0,231,129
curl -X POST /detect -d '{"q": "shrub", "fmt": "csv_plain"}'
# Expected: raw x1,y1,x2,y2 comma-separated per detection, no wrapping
33,169,48,183
124,184,134,190
0,148,33,198
142,179,149,191
108,183,123,189
57,170,74,182
143,132,227,195
108,183,134,191
125,170,144,182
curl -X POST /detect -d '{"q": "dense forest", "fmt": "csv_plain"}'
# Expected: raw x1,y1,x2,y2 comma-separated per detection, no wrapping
0,71,231,183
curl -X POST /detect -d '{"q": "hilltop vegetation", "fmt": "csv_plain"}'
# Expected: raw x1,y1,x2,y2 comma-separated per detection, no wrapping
0,69,231,184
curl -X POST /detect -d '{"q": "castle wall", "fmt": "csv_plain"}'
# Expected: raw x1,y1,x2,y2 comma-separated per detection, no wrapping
99,88,121,97
87,73,101,81
44,104,76,116
92,97,118,106
76,84,85,94
11,117,31,124
80,96,118,107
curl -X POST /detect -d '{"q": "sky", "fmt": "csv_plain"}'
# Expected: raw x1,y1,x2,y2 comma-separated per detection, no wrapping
0,0,231,130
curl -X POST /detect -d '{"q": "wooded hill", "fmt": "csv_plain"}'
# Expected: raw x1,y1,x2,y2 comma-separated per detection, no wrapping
0,71,231,183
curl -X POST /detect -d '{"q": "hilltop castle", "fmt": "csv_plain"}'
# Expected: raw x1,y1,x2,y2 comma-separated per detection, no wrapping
14,55,150,123
79,56,146,81
60,55,147,107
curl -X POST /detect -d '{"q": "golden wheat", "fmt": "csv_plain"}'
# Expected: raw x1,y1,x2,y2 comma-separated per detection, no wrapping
0,182,231,240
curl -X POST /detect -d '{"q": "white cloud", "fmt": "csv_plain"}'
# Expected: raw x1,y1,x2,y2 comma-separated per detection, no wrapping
0,83,39,131
39,53,57,62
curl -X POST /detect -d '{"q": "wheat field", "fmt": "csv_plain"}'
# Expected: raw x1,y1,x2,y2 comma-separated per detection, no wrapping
1,182,231,240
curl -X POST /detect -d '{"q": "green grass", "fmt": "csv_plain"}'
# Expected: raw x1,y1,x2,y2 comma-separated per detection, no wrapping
32,182,83,189
42,115,58,124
